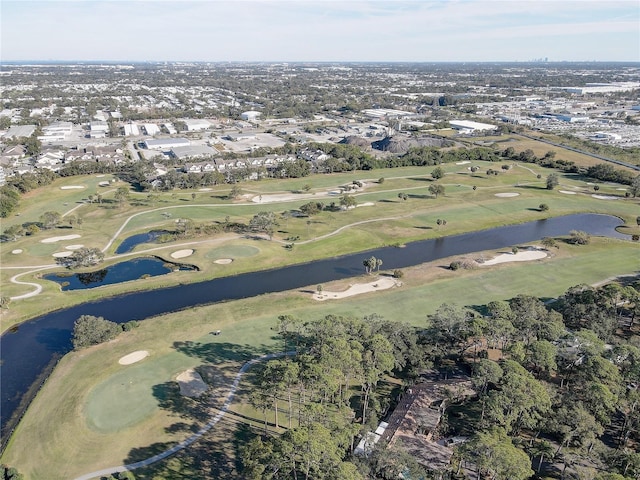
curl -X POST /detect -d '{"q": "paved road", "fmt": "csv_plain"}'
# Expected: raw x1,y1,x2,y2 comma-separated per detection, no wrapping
73,351,295,480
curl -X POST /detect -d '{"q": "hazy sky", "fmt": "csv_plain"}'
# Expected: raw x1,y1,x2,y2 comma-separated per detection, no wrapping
2,0,639,62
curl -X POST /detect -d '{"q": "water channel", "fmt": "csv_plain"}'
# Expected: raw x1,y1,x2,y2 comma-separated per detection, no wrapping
0,213,629,443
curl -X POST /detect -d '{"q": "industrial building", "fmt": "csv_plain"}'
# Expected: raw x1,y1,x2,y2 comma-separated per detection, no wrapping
142,123,161,135
183,119,211,131
123,123,139,136
449,119,498,133
144,138,190,150
2,125,36,139
170,145,217,159
240,111,261,121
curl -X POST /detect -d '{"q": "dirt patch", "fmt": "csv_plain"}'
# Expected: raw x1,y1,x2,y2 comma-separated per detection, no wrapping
494,193,520,198
214,258,233,264
177,368,208,397
118,350,149,365
171,249,194,259
41,234,81,244
314,276,401,301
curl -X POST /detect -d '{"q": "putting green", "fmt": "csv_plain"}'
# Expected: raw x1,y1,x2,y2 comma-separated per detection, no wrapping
84,352,196,433
205,244,260,260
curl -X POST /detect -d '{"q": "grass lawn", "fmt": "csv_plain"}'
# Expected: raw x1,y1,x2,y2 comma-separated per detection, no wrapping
2,237,639,479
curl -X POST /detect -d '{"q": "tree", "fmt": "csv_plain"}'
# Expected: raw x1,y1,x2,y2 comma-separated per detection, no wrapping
72,315,121,349
541,236,557,249
539,203,549,211
299,201,324,216
340,194,357,209
546,173,559,190
0,297,11,309
363,256,378,274
40,210,61,229
568,230,591,245
461,427,534,480
629,175,640,197
228,184,243,199
249,212,278,240
58,247,104,268
431,166,445,180
114,186,130,206
397,192,408,201
429,183,445,198
0,465,24,480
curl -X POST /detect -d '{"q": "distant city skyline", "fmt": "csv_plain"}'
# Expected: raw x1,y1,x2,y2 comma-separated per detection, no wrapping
2,0,639,63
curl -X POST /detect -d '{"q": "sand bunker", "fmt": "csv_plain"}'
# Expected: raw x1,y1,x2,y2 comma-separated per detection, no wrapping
42,234,81,244
199,188,212,191
52,251,73,258
494,193,520,198
559,190,577,195
177,368,208,397
456,161,471,165
60,186,85,190
251,192,330,203
214,258,233,264
357,202,375,207
65,244,84,250
171,249,194,259
11,249,23,254
98,181,110,187
482,248,547,266
118,350,149,365
314,277,400,301
592,194,618,200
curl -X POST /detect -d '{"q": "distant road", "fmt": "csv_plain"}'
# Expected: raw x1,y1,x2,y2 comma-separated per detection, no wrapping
516,133,640,172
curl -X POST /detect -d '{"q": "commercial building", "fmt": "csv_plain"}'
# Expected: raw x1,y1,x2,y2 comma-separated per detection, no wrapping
449,119,498,133
144,138,190,150
240,111,261,121
183,119,211,131
3,125,36,139
170,145,217,160
142,123,161,135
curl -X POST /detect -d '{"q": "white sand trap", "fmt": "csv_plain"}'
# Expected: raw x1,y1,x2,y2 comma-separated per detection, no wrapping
592,194,618,200
559,190,577,195
214,258,233,264
251,192,330,203
494,193,520,198
60,185,85,190
171,249,194,259
119,350,149,365
617,188,628,191
52,251,73,258
199,188,212,191
96,175,105,177
98,181,110,187
357,202,375,207
65,244,84,250
482,248,547,266
314,277,400,301
11,249,23,254
42,234,81,244
177,368,208,397
456,161,471,165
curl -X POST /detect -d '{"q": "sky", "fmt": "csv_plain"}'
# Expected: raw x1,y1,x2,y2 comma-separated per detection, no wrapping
1,0,639,63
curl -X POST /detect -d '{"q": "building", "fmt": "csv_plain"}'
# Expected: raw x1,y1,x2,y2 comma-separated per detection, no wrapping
38,121,73,142
123,123,139,136
449,120,498,133
142,123,161,136
90,121,109,134
170,145,217,160
2,125,36,139
240,111,261,121
183,119,211,131
144,138,190,150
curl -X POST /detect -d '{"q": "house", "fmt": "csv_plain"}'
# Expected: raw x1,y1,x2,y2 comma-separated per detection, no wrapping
361,378,474,473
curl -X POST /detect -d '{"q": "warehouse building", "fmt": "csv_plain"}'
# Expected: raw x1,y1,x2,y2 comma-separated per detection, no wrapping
144,138,190,150
183,119,211,131
450,120,498,133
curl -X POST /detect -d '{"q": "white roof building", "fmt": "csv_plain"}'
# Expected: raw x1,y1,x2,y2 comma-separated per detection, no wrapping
241,111,262,121
90,121,109,132
183,119,211,131
450,120,498,133
144,138,190,150
3,125,36,139
142,124,161,135
123,123,139,136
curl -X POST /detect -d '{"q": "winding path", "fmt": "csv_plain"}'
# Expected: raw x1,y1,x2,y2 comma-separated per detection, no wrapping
73,350,295,480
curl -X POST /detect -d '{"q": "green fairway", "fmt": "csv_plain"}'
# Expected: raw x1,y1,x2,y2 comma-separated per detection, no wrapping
205,244,261,259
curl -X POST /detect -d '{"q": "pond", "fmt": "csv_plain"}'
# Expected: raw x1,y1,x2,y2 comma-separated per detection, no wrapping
115,230,170,254
0,213,629,443
43,257,197,291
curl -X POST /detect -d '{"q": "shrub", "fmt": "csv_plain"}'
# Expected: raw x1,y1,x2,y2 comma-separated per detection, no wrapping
567,230,590,245
392,269,404,279
539,203,549,212
72,315,121,350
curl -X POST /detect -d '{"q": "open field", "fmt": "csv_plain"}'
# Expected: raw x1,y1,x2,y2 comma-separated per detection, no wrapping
2,236,639,479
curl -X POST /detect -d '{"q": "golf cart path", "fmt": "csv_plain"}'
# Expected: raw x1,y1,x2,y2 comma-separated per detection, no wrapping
73,351,294,480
